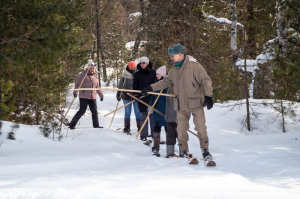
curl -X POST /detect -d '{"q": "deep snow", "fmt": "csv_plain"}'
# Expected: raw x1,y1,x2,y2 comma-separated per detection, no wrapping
0,90,300,199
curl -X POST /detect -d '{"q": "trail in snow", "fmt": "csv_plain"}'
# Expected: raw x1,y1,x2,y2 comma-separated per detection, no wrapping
0,90,300,199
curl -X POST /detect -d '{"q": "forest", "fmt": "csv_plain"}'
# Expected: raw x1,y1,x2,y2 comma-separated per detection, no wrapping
1,0,299,132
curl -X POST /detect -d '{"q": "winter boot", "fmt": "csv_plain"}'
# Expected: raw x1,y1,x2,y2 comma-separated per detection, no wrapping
123,119,131,133
136,118,141,131
179,142,189,158
92,114,102,128
153,132,160,148
152,138,160,156
68,119,78,129
202,149,216,166
140,136,147,141
165,145,179,158
152,146,160,156
153,138,160,149
202,149,212,159
166,145,175,156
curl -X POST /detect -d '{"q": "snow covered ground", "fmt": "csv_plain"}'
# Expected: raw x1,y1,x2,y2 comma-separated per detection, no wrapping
1,89,300,199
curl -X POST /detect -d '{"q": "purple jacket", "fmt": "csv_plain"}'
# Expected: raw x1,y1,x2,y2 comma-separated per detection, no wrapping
75,70,104,100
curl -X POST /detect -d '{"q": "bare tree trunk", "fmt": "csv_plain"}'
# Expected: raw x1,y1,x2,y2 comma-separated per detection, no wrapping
95,0,107,83
276,0,288,57
243,0,251,131
0,38,2,120
91,40,96,60
230,0,237,53
247,0,256,59
280,99,286,133
230,0,241,73
131,0,147,59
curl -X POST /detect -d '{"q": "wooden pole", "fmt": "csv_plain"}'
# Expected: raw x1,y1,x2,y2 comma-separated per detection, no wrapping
108,77,127,128
188,130,198,137
135,90,163,138
104,96,146,117
127,93,165,117
105,100,133,117
70,88,175,97
60,67,90,128
109,101,120,128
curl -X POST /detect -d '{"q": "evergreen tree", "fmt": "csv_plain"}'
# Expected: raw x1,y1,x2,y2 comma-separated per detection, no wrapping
0,0,92,124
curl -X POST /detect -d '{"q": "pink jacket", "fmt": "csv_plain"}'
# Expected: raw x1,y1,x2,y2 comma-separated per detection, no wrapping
75,70,104,100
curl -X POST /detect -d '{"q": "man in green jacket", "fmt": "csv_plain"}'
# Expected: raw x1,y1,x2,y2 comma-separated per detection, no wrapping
140,44,214,160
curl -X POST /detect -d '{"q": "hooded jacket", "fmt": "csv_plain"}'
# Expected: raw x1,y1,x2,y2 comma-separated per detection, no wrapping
133,61,156,112
118,66,136,101
149,78,167,127
75,70,104,100
150,55,213,111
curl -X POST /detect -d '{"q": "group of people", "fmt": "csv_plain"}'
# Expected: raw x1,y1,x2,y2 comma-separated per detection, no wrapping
116,44,214,159
69,44,214,160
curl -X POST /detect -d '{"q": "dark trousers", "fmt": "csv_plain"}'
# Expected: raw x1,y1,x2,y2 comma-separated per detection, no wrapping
70,98,99,128
153,121,167,138
166,122,178,145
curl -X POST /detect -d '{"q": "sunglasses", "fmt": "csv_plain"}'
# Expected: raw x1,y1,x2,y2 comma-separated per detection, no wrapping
91,64,97,66
140,62,147,65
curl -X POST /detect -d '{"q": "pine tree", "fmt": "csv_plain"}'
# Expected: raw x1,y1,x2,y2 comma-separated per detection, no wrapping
0,0,92,124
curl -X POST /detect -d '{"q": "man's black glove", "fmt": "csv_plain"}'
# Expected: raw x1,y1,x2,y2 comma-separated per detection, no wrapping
73,91,77,98
141,86,153,96
100,98,103,101
203,96,213,110
116,91,121,101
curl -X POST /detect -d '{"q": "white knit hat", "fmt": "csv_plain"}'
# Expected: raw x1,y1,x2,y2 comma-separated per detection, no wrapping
138,56,149,64
156,65,166,76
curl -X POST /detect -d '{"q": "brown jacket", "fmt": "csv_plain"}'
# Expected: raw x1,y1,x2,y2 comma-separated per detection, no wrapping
75,70,104,100
151,55,212,111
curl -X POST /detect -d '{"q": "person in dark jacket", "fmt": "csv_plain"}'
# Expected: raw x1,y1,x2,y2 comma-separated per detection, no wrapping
133,57,156,141
148,65,167,155
69,63,104,129
116,61,141,133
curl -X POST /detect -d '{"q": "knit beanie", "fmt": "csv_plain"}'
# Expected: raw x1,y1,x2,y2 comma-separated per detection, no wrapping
138,56,149,64
168,44,186,55
128,61,137,70
156,65,166,76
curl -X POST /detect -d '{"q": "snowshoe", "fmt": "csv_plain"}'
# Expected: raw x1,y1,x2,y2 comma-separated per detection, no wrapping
94,126,103,128
189,158,199,164
144,140,152,145
159,140,166,144
202,149,216,167
165,154,180,158
185,154,199,164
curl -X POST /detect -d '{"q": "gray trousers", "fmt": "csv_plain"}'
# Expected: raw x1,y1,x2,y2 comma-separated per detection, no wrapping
176,107,209,150
140,112,154,137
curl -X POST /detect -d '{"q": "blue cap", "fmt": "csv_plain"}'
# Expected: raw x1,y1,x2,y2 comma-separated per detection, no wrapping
168,44,186,55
